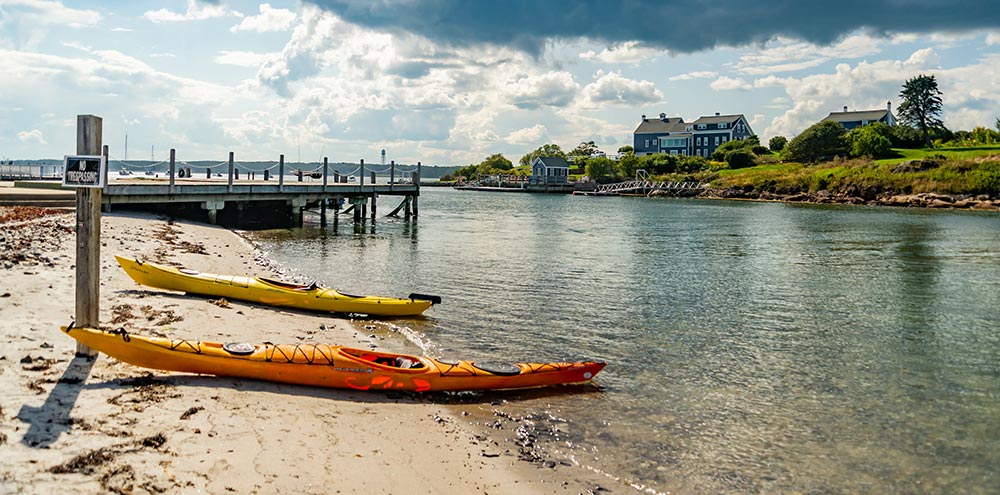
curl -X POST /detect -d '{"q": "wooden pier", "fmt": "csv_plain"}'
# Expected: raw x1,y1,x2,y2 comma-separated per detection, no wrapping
3,151,424,229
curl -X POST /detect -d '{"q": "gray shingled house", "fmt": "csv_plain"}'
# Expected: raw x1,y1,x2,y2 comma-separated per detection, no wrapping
530,156,571,184
822,102,896,130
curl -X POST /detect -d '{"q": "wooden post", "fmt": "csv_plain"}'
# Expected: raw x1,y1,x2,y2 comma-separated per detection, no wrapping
413,161,420,218
322,157,328,192
75,115,102,357
404,195,412,219
370,193,377,223
102,144,110,188
227,152,234,192
278,154,285,192
370,171,376,184
168,149,176,192
390,160,395,190
359,159,365,187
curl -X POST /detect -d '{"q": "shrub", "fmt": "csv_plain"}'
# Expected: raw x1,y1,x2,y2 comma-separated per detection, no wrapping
769,136,788,152
848,125,893,158
677,155,709,173
783,121,849,163
726,149,757,169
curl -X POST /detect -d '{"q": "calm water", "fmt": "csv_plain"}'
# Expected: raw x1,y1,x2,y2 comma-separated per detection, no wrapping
249,188,1000,494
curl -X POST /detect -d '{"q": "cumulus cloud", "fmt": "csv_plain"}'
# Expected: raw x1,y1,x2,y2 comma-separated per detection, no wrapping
16,129,45,144
505,71,579,109
303,0,1000,55
0,0,100,27
215,50,279,67
734,34,883,75
759,47,999,138
579,41,661,64
230,3,296,32
144,0,241,23
988,32,1000,45
710,76,752,91
505,124,547,144
579,71,662,107
669,71,718,81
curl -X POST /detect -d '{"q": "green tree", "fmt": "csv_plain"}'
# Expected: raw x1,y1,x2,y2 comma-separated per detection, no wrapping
897,74,944,146
782,121,849,163
617,152,640,178
519,144,566,167
568,140,600,158
618,145,635,155
848,125,892,158
476,153,513,174
890,125,924,148
995,116,1000,134
585,156,617,182
768,136,788,152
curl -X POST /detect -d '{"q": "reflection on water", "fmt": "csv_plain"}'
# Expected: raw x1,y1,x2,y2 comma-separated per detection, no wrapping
250,190,1000,494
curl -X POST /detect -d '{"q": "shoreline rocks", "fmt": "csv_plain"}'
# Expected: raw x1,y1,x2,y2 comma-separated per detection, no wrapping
698,188,1000,211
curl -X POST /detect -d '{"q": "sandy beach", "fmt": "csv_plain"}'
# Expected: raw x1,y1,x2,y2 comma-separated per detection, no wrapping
0,206,608,494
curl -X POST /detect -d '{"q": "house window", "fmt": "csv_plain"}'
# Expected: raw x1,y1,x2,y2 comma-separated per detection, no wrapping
670,150,678,156
697,124,707,130
719,123,727,129
696,137,702,146
715,136,720,145
644,139,649,148
722,136,727,143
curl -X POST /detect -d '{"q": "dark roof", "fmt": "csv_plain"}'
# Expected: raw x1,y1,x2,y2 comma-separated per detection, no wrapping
534,156,570,169
634,116,687,134
691,114,745,125
823,109,889,123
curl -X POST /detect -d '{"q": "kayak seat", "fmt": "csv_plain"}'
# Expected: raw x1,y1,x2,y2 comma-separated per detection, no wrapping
394,357,423,369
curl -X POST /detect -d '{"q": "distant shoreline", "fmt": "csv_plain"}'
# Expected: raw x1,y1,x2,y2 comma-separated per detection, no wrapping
690,188,1000,211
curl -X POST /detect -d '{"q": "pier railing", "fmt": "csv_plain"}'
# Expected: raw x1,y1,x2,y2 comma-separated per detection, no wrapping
575,180,708,197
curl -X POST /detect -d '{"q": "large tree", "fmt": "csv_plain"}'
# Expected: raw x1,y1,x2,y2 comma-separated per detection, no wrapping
897,74,944,146
782,120,849,163
476,153,513,174
519,143,566,167
568,140,600,158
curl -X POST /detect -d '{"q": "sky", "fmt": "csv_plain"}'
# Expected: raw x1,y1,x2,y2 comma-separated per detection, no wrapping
2,0,999,166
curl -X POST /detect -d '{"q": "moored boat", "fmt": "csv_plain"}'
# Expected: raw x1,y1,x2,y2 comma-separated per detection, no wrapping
115,256,439,317
63,325,606,392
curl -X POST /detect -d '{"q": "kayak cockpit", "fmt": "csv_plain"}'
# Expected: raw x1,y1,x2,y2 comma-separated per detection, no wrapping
339,348,426,369
257,277,319,291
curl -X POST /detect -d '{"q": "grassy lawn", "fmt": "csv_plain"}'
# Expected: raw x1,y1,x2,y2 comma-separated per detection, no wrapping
686,147,1000,197
874,145,1000,165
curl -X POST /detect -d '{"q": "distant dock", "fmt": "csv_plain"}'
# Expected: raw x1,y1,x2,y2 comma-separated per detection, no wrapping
573,180,707,197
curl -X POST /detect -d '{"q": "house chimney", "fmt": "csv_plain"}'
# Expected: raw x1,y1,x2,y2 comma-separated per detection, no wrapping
641,114,646,121
715,112,720,116
659,113,666,120
887,100,892,112
843,106,848,112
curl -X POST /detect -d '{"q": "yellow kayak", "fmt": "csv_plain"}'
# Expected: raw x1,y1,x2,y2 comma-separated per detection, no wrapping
115,256,438,317
64,325,606,392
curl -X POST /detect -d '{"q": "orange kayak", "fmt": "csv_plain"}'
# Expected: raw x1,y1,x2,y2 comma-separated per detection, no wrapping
63,325,606,392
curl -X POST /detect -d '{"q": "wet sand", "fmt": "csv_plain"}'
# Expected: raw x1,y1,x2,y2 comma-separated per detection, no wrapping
0,207,610,494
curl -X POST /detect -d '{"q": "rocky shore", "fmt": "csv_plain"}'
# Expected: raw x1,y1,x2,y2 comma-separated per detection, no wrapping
692,188,1000,210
